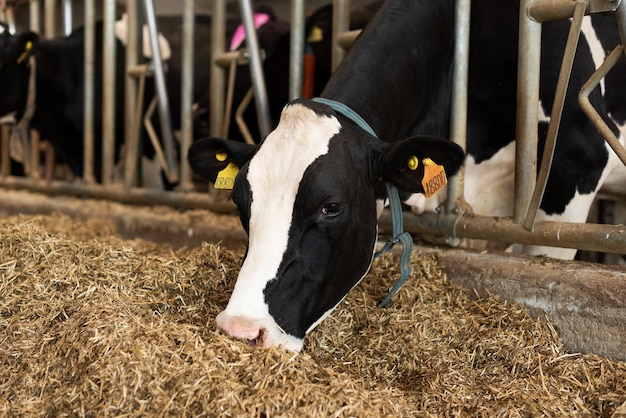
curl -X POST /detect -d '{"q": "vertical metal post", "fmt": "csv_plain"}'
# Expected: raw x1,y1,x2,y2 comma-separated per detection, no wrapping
83,0,95,184
616,0,626,49
63,0,72,36
44,0,55,38
446,0,471,222
210,0,226,138
331,0,350,71
179,0,195,190
29,0,40,33
523,0,587,230
1,125,9,177
102,0,116,185
124,0,140,189
142,0,177,176
238,0,272,138
514,0,541,223
289,0,305,100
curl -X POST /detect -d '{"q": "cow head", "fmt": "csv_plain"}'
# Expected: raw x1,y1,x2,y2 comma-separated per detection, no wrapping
0,24,38,118
188,99,464,351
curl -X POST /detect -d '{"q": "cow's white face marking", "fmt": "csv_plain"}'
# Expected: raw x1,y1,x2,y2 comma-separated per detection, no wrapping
216,102,341,350
0,25,5,35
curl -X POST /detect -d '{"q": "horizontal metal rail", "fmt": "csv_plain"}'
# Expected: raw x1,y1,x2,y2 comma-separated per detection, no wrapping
0,175,235,213
381,210,626,255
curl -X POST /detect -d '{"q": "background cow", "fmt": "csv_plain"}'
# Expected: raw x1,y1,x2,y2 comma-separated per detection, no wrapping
188,0,626,351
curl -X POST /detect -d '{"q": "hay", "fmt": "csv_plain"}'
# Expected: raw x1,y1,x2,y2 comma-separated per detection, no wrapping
1,212,624,417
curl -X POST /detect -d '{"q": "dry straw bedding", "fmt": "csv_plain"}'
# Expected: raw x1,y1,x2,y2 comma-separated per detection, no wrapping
0,212,625,417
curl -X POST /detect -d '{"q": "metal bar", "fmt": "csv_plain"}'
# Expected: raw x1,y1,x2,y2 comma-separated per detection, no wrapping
142,0,178,180
1,125,9,177
179,0,195,191
238,0,272,138
524,0,587,231
29,0,40,33
4,3,15,34
83,0,96,184
289,0,305,100
579,45,626,166
0,176,236,213
527,0,620,22
123,0,140,190
616,0,626,51
384,211,626,255
514,0,541,222
331,0,350,71
63,0,72,36
44,0,55,38
102,0,116,185
29,129,40,180
210,0,226,137
446,0,471,230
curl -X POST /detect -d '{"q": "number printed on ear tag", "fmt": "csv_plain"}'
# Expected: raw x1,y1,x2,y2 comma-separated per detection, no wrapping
421,158,447,198
215,152,239,190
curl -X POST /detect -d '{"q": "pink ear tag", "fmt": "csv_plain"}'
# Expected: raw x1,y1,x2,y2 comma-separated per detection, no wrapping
229,13,271,51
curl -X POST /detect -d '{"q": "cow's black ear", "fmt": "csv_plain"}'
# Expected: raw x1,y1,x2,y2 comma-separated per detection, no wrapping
187,137,257,183
377,135,465,194
15,32,39,65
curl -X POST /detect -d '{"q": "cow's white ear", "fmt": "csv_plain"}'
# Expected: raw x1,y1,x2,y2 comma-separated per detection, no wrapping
15,32,39,65
188,137,257,184
378,135,465,194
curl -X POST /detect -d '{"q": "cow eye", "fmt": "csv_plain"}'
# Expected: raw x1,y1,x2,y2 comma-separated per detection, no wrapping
320,202,343,219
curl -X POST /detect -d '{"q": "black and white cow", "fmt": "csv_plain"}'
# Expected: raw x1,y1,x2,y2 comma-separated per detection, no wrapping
188,0,624,351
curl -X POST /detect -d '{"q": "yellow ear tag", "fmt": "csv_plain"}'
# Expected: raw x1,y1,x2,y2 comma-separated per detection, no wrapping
307,25,324,43
421,158,447,198
214,152,239,190
407,155,419,170
16,40,32,64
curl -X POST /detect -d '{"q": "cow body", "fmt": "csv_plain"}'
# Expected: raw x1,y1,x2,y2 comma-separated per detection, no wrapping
189,0,623,351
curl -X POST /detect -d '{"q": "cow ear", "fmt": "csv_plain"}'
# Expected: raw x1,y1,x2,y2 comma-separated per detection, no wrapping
187,137,257,183
378,135,465,194
15,32,39,65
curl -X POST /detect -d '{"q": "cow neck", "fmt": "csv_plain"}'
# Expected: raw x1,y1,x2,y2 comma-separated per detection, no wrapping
311,97,412,308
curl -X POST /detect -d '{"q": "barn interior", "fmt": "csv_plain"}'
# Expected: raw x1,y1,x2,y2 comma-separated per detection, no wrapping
0,0,625,416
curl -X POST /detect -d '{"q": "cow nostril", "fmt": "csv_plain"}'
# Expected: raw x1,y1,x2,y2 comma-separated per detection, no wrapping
246,328,266,347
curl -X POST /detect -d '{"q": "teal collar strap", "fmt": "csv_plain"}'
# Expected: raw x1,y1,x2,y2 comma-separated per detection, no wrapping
311,97,413,308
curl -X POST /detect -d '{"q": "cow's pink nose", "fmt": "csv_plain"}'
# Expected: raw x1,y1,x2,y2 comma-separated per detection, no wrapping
215,313,267,347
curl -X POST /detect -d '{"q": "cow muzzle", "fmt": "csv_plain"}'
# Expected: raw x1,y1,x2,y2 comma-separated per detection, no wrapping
215,311,304,352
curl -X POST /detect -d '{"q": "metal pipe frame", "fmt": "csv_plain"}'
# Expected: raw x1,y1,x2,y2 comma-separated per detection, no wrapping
178,0,195,191
289,0,305,100
0,176,234,213
331,0,350,71
102,0,116,185
524,0,588,230
579,45,626,166
29,0,40,33
445,0,471,235
123,0,140,190
142,0,177,180
238,0,272,139
63,0,72,36
83,0,95,184
210,0,226,138
514,0,541,223
383,210,626,255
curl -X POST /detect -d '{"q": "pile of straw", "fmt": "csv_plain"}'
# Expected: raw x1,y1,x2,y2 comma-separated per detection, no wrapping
1,212,624,416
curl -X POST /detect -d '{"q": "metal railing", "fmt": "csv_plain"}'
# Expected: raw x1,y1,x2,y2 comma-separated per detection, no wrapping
1,0,626,256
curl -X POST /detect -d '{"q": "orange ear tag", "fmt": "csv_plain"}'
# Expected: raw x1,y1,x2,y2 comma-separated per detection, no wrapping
214,152,239,190
421,158,447,198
